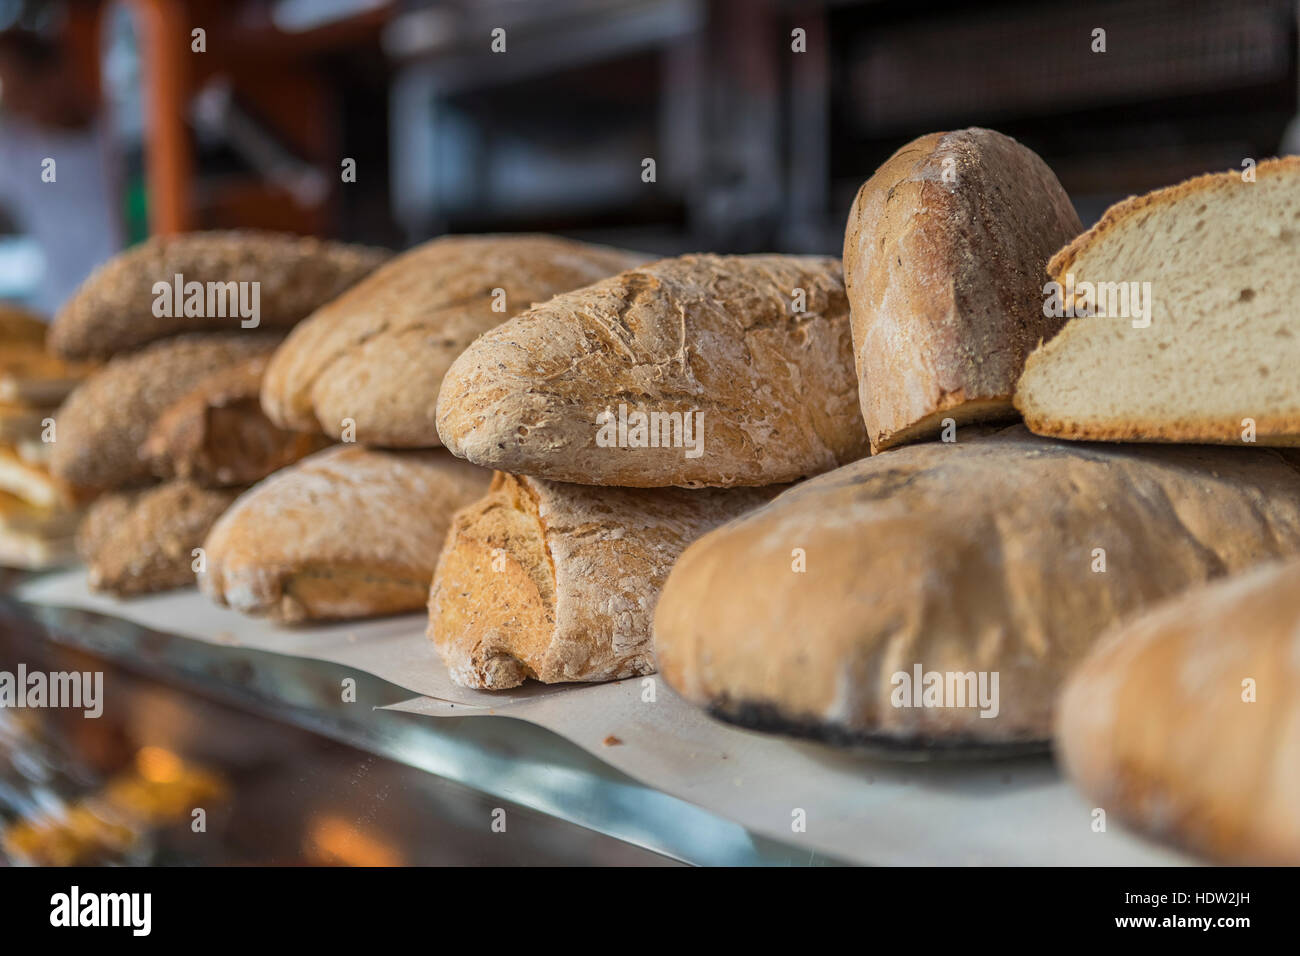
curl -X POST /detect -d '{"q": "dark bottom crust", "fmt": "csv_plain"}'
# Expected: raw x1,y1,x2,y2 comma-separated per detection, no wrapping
708,699,1051,760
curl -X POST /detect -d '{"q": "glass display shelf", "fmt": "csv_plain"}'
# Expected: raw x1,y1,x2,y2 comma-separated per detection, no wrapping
0,571,842,866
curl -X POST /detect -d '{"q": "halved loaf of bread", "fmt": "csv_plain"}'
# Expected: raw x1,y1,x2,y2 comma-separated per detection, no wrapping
843,128,1082,452
654,425,1300,751
1058,557,1300,864
436,254,869,487
1016,156,1300,444
261,234,648,448
49,231,389,360
199,445,490,623
429,473,775,689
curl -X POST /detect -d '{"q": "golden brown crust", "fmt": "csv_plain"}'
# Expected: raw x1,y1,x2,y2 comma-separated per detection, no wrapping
436,253,869,487
260,234,648,447
429,473,776,689
77,480,242,596
843,128,1082,453
0,304,48,346
49,334,280,492
1046,155,1300,281
1058,558,1300,864
142,354,331,486
654,425,1300,749
49,231,390,360
199,445,491,623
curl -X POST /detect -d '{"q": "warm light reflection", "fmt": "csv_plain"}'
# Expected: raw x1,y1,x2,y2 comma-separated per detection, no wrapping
135,746,184,783
307,815,403,867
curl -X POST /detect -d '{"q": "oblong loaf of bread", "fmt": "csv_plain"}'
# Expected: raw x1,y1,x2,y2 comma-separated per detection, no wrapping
1015,156,1300,445
436,253,869,487
49,334,280,492
654,425,1300,751
261,234,648,447
142,354,330,487
843,127,1082,453
199,445,491,623
429,473,775,689
1058,557,1300,864
77,480,242,596
49,231,390,359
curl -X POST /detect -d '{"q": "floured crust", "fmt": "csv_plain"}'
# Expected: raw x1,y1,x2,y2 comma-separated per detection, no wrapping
429,473,775,689
654,425,1300,750
260,234,648,447
1046,155,1300,280
436,254,869,487
77,480,242,596
142,354,331,486
199,444,491,623
842,128,1082,453
49,334,281,492
49,231,390,360
1057,557,1300,864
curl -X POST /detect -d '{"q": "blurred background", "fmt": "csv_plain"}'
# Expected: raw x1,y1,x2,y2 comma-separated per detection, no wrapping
2,0,1298,313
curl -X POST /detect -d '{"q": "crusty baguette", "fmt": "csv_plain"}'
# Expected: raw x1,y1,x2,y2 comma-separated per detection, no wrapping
1015,156,1300,444
49,334,280,492
142,354,331,487
843,128,1082,453
654,425,1300,751
436,254,869,487
77,480,241,596
1058,558,1300,864
429,473,776,689
199,445,491,623
261,234,649,447
49,231,390,360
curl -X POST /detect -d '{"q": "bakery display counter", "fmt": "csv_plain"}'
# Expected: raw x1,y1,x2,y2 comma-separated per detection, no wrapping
1,569,1192,867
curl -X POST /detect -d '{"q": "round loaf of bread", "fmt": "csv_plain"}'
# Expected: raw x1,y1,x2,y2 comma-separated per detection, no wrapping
1057,557,1300,865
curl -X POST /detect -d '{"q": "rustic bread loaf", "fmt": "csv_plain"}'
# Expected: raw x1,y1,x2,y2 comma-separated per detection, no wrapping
77,480,241,595
199,445,490,623
49,334,279,492
436,254,868,487
49,231,389,360
261,234,648,447
1016,156,1300,444
1058,558,1300,864
429,473,775,689
843,128,1082,453
654,425,1300,751
142,354,330,487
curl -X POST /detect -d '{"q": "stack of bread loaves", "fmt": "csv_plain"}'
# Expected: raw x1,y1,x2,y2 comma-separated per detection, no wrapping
648,131,1300,862
200,235,650,624
46,232,387,594
0,305,96,568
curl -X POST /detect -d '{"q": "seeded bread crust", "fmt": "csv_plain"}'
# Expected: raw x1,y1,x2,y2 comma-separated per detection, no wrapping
49,231,390,360
261,234,649,448
1058,557,1300,864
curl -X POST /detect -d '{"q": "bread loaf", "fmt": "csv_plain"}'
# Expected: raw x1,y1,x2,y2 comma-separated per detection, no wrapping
436,254,868,487
1016,156,1300,444
429,473,775,689
0,304,47,346
1058,558,1300,864
261,234,648,447
142,354,330,487
77,480,241,595
654,425,1300,750
49,231,389,359
199,445,490,623
0,489,75,569
843,128,1082,453
49,334,279,491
